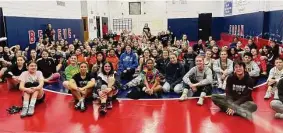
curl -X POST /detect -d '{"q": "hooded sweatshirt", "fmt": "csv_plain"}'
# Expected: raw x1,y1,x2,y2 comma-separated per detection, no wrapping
118,51,138,74
183,66,213,86
226,73,254,105
268,67,283,82
213,58,233,75
165,62,185,85
245,61,260,77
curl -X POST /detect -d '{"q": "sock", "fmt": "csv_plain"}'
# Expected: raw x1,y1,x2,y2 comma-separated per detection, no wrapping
23,100,29,108
29,98,37,107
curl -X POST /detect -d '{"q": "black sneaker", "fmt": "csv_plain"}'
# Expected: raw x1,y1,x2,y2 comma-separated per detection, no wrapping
122,85,129,90
106,101,113,109
99,105,107,115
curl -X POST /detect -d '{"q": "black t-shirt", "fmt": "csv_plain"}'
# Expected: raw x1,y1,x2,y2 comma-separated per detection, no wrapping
72,73,94,88
6,64,27,78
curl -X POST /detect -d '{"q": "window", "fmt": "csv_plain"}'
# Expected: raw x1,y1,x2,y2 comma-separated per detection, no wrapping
56,1,66,6
129,2,141,15
113,18,132,32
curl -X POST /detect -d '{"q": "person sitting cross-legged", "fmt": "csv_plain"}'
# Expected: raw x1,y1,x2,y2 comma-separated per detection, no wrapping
123,59,162,99
211,61,257,120
19,61,45,118
179,56,213,105
66,62,96,112
94,62,120,115
270,78,283,119
264,58,283,99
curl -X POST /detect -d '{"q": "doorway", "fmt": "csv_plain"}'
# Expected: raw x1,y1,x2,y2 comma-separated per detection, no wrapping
96,16,101,38
102,17,108,39
198,13,212,41
0,7,6,47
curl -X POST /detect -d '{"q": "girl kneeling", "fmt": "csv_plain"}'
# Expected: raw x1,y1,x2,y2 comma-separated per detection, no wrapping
19,61,45,118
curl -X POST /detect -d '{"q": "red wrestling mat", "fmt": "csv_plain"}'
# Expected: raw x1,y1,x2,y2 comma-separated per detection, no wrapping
0,83,283,133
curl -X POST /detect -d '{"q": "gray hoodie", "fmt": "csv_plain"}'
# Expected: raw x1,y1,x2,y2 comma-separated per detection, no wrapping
245,61,260,77
183,66,213,86
213,59,233,74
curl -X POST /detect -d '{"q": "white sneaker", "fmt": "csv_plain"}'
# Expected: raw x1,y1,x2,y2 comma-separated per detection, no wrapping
179,89,188,101
264,91,271,99
197,92,206,105
197,98,204,105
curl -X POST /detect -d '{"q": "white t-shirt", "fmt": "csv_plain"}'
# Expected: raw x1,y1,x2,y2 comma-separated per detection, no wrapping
19,71,44,83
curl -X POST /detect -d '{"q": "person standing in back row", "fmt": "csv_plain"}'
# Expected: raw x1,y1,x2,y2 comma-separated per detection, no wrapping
211,61,257,120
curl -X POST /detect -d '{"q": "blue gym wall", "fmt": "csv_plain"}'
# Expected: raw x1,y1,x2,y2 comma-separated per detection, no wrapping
168,17,224,41
168,10,283,43
5,16,83,49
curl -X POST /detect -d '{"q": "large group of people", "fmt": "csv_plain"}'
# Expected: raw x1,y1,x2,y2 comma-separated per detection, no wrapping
1,23,283,120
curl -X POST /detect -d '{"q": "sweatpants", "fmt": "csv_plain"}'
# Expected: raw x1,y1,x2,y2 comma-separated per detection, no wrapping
126,75,142,87
162,82,183,93
270,100,283,113
211,94,257,114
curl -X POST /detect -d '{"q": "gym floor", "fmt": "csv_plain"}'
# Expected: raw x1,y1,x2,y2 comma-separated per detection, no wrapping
0,82,283,133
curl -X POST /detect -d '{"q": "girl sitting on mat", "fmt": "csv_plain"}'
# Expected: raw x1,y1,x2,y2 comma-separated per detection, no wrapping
19,61,45,118
95,62,119,115
67,62,96,112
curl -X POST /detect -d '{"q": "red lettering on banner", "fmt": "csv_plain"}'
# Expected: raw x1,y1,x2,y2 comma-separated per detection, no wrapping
58,29,62,40
68,28,72,38
63,29,67,39
28,30,35,44
38,30,43,39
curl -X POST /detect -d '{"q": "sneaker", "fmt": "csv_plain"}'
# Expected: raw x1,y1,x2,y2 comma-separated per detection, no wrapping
27,106,35,116
179,89,188,101
197,98,204,105
80,101,86,112
264,91,271,99
20,107,28,118
99,105,107,115
106,101,113,109
197,92,206,106
274,113,283,119
75,101,81,110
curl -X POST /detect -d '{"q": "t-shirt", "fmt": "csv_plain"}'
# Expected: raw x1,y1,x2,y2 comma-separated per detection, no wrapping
19,71,44,83
65,65,80,80
72,73,94,88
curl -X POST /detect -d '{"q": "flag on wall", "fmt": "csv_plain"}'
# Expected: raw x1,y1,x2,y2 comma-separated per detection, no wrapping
232,25,234,35
241,25,244,37
234,25,237,35
229,25,232,34
238,25,241,36
224,0,233,16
